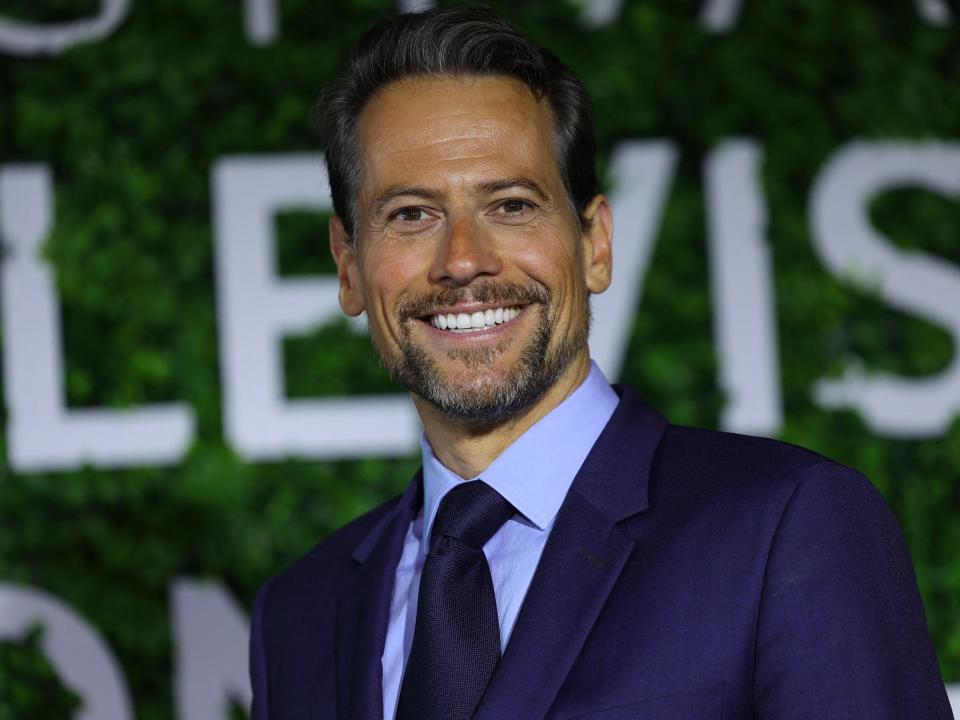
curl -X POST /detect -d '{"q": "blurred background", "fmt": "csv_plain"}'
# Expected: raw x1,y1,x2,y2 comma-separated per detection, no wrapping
1,0,958,718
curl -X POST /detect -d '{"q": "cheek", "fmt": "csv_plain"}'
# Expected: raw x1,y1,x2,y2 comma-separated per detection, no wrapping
514,241,583,312
359,246,426,331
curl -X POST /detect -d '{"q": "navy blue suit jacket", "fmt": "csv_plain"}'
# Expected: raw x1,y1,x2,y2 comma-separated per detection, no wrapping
250,386,951,719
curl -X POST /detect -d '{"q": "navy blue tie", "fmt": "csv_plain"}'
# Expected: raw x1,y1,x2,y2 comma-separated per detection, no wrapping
397,481,515,720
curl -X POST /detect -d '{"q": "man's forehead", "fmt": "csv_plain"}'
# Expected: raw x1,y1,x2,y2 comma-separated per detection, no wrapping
362,73,546,119
356,74,559,192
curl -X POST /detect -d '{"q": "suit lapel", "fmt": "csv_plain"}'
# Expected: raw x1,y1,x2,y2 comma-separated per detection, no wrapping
475,491,636,720
335,473,422,720
475,386,667,720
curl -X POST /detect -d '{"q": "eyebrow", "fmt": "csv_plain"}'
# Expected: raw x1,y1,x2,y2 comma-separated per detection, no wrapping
371,177,550,216
479,178,550,202
372,186,443,216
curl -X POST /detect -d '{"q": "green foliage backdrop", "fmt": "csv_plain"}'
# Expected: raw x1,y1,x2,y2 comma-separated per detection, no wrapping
1,1,958,717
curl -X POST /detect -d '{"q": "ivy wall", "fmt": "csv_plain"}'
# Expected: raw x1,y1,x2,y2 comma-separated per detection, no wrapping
1,1,958,717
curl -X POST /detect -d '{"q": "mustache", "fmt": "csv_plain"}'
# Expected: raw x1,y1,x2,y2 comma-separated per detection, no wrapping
395,281,550,321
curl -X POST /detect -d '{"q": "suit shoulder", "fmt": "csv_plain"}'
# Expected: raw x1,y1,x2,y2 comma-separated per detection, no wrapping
655,423,867,503
642,424,895,575
661,423,827,470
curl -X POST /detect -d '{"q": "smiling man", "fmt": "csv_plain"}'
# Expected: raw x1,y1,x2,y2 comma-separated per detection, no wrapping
249,7,951,720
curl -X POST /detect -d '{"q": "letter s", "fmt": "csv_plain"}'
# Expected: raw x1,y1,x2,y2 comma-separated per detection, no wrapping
810,141,960,437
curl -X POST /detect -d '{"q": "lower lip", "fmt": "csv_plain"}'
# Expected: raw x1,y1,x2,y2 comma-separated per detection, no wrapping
417,308,529,341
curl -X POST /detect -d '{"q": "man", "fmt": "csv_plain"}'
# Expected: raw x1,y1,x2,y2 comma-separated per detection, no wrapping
249,7,952,719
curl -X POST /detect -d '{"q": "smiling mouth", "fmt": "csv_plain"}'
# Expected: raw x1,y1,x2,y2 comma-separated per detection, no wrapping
424,305,524,333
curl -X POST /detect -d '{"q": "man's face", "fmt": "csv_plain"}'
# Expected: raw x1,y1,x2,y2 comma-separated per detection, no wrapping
331,75,612,426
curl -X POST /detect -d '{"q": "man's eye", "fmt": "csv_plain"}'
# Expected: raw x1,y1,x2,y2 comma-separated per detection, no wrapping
499,199,530,214
392,207,431,223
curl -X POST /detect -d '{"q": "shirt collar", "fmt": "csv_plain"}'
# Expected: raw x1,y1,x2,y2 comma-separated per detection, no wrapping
418,361,620,555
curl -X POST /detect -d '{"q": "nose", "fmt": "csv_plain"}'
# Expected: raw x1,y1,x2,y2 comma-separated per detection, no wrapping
428,215,503,286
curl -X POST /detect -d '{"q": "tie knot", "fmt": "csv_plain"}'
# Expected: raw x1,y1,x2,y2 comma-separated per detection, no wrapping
432,481,515,550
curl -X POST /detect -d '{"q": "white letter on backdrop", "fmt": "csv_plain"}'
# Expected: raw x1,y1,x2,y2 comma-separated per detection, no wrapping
914,0,953,26
590,141,677,380
700,0,745,32
0,583,133,720
810,141,960,437
705,139,782,436
947,685,960,719
213,155,419,460
171,579,250,720
0,165,194,472
571,0,625,27
0,0,130,56
243,0,277,46
398,0,435,11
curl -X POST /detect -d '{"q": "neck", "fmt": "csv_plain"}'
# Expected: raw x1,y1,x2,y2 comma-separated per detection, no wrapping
414,353,592,479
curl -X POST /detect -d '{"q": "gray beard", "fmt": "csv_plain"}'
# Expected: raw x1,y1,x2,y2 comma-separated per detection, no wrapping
381,296,588,428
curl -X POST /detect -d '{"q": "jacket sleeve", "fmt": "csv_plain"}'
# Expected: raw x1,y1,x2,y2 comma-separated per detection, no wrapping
754,461,952,719
249,579,272,720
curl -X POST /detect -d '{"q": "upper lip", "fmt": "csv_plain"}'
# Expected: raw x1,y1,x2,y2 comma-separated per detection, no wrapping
417,302,527,318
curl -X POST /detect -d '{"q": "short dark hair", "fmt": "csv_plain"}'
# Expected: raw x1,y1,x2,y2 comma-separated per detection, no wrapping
321,5,598,238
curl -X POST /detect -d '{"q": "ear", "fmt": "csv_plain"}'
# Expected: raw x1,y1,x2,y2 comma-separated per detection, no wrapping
580,194,613,294
329,215,366,316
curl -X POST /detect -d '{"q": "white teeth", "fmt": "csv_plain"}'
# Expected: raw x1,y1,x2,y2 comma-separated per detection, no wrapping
429,306,522,332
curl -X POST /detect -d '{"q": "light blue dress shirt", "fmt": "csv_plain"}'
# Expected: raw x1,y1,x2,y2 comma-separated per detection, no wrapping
380,361,620,719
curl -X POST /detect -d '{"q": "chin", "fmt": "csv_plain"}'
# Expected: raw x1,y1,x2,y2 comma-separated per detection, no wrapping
419,378,551,428
394,334,586,429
